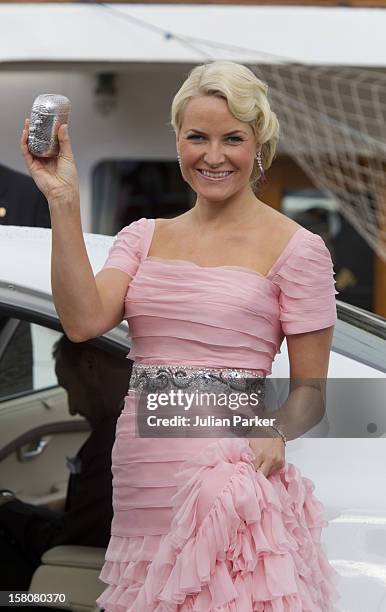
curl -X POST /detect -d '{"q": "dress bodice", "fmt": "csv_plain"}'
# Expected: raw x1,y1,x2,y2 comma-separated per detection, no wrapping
101,218,338,376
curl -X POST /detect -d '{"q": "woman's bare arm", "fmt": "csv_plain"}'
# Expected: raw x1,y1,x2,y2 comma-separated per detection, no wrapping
21,120,131,342
252,325,335,441
50,201,131,341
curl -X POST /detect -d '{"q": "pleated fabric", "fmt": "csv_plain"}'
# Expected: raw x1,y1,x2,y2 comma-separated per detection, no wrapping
103,218,338,376
97,217,340,611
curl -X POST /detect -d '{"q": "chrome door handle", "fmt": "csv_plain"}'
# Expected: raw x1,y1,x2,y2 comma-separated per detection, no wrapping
19,438,49,462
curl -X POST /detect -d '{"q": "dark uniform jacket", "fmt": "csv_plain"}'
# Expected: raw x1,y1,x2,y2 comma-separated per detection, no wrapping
0,163,50,228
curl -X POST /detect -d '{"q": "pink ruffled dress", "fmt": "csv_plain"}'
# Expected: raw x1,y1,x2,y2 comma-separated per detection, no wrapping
95,217,340,611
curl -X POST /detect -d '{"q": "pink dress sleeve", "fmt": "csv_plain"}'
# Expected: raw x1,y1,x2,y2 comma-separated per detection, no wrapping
274,231,339,335
102,218,148,277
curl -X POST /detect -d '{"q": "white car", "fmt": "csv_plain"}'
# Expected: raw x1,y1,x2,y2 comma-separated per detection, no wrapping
0,225,385,612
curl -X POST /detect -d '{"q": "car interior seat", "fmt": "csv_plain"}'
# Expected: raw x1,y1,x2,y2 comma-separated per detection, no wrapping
29,545,106,612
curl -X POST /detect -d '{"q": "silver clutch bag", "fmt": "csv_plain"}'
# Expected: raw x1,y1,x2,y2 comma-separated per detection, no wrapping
28,94,71,158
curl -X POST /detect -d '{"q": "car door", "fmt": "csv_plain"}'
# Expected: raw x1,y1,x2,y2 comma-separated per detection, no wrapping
0,315,89,511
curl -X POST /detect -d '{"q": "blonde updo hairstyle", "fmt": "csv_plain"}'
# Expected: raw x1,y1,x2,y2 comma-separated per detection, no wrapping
171,61,280,190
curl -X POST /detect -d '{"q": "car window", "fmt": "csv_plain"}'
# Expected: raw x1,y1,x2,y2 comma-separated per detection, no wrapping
0,317,61,401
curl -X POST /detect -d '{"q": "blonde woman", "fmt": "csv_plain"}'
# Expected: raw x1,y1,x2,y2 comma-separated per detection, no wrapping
22,61,339,611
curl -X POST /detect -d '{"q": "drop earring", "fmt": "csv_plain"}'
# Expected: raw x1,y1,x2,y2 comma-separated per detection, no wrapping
255,150,266,183
177,153,181,168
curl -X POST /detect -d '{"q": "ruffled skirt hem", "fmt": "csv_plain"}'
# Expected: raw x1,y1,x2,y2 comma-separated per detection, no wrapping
96,438,340,611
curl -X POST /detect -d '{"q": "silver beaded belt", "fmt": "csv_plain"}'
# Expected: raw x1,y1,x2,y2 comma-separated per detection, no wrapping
129,363,266,396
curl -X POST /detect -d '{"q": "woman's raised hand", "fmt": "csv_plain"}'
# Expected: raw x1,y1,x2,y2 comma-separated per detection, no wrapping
20,118,80,206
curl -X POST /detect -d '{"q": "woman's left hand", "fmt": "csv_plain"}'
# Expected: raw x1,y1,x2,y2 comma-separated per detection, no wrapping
248,436,285,478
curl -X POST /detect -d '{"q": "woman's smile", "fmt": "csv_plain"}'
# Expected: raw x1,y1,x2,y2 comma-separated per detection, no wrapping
196,168,235,182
